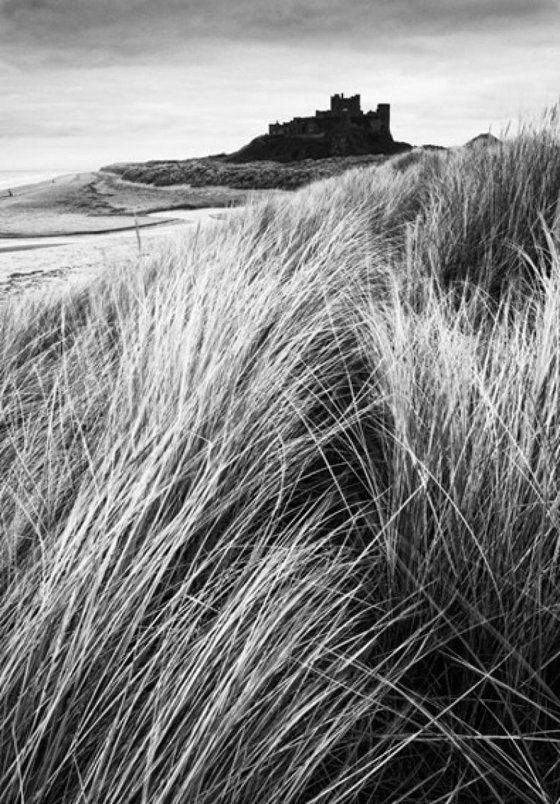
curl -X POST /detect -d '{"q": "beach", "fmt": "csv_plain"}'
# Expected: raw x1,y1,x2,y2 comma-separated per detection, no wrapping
0,170,260,294
0,207,238,295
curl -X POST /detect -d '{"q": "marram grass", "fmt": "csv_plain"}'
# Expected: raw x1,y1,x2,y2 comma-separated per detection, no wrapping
1,113,560,802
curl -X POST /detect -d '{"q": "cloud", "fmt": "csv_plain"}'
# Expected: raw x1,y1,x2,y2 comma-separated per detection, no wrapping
1,0,558,59
2,0,558,170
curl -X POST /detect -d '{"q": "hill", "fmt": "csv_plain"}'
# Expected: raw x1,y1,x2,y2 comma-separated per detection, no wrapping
103,93,412,187
2,116,560,802
228,126,411,163
465,132,502,148
102,153,392,191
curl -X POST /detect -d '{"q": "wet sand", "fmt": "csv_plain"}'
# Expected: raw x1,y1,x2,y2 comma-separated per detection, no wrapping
0,243,66,254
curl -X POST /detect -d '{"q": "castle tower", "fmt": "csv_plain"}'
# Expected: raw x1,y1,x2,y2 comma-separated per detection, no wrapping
376,104,390,133
330,93,362,116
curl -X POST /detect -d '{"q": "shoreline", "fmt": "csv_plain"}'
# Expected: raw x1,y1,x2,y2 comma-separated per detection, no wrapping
0,217,177,241
0,242,67,255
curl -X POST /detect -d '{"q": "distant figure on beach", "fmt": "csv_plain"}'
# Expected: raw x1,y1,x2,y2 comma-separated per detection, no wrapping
7,189,13,197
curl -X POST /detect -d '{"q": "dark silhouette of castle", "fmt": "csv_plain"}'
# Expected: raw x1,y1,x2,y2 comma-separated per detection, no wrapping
269,94,391,139
228,92,410,163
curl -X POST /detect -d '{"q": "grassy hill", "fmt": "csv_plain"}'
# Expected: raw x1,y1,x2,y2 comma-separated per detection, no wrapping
226,128,411,163
2,113,560,802
102,153,392,190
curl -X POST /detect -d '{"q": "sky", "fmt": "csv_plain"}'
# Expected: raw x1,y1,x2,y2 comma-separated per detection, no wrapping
1,0,559,171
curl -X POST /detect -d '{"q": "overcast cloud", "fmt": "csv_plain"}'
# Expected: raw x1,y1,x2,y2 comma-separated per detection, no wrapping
1,0,559,169
1,0,558,53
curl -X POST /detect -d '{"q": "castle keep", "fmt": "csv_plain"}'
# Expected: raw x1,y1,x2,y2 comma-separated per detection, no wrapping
269,94,391,139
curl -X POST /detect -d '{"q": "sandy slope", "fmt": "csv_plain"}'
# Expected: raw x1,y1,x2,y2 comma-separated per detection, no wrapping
0,171,258,237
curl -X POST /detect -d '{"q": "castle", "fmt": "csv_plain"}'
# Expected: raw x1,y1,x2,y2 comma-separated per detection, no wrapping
269,94,391,139
228,92,409,163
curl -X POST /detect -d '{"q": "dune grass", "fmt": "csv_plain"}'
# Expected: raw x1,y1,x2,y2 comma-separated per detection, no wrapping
1,114,560,802
102,153,388,191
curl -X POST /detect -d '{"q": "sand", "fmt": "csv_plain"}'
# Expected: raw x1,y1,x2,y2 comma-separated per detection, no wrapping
0,193,242,296
0,171,256,238
0,171,262,295
0,214,232,296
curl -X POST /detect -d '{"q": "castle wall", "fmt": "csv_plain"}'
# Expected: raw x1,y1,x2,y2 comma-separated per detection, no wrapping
268,95,392,140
